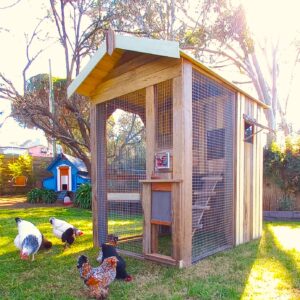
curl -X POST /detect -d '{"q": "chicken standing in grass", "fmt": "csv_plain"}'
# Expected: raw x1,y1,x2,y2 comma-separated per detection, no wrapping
77,255,118,299
97,235,132,281
14,217,52,261
49,217,83,248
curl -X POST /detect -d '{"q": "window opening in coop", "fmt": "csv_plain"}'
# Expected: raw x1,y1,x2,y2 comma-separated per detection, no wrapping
192,68,234,263
244,121,254,144
98,89,146,256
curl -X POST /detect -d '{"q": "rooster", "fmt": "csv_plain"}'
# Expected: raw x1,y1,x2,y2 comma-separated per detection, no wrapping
14,217,52,261
77,255,118,299
97,235,132,281
49,217,83,248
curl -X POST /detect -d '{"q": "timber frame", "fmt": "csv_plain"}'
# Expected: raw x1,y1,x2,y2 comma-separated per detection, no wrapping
68,31,268,267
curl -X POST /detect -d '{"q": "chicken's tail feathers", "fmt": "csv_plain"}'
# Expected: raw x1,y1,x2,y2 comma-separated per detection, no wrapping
40,235,52,250
49,217,55,224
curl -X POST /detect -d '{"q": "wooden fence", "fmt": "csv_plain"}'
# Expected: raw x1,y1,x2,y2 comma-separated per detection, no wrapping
263,178,300,211
0,156,52,195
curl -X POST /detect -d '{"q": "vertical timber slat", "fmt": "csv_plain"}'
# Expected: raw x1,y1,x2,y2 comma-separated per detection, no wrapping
143,86,155,255
236,93,245,245
98,104,108,245
173,60,193,267
91,104,99,246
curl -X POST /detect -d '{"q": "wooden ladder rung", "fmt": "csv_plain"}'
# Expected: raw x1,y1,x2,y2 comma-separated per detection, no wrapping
192,224,203,230
193,191,216,197
201,176,222,181
193,205,210,210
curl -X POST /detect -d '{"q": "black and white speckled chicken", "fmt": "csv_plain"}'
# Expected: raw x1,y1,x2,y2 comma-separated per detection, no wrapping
14,217,52,261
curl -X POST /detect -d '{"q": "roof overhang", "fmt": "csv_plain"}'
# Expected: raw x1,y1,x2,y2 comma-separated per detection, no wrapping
68,31,269,110
67,30,180,98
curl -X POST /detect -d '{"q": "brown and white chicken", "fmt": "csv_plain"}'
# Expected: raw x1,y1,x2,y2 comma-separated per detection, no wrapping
77,255,118,299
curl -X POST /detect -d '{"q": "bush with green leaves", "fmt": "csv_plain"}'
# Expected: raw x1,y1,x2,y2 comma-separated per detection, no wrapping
75,183,92,209
264,137,300,210
27,188,43,203
41,190,57,204
27,188,57,204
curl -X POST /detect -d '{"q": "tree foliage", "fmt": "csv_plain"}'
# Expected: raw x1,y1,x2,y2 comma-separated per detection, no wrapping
264,138,300,203
7,153,33,178
1,0,299,175
107,110,146,172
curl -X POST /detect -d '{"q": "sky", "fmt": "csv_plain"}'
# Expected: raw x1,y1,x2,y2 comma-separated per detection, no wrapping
1,0,300,147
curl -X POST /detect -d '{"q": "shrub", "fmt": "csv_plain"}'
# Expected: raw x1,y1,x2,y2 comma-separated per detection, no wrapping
27,188,43,203
27,188,57,204
75,183,92,209
41,190,57,204
264,138,300,203
278,195,295,211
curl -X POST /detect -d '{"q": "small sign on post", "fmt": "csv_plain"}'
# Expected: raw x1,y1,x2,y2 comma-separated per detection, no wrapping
155,152,170,170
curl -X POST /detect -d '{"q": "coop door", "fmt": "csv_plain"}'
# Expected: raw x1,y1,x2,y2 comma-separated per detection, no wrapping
149,183,173,258
59,167,70,191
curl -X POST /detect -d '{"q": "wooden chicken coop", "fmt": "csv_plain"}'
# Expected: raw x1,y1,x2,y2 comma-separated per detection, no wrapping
68,31,268,267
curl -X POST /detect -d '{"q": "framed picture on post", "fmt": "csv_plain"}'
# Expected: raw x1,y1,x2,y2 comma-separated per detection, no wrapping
155,152,170,170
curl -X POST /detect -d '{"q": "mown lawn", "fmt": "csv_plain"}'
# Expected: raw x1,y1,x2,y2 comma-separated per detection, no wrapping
1,206,300,299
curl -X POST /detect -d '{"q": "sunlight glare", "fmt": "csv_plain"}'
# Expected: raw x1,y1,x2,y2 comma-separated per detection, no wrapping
240,0,300,40
271,226,300,252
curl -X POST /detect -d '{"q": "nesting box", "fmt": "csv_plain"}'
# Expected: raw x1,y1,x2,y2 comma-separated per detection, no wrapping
68,32,268,267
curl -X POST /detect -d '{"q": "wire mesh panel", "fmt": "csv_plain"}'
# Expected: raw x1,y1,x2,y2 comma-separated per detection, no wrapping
154,80,173,151
98,89,146,255
192,69,235,263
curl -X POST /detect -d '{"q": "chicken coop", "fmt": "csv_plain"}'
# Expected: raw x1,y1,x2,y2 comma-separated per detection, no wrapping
68,31,268,267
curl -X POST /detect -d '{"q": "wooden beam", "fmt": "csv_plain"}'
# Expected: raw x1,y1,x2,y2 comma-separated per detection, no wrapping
106,28,115,56
116,34,179,58
97,104,108,245
172,60,193,267
90,104,99,247
107,193,140,201
68,43,106,98
142,86,155,256
91,58,181,104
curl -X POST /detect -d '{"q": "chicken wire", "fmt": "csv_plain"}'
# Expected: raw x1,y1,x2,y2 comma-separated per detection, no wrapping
192,69,235,263
97,89,146,255
154,80,173,151
153,80,173,256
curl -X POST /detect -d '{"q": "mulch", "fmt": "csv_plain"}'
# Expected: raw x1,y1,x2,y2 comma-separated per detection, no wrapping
0,195,66,209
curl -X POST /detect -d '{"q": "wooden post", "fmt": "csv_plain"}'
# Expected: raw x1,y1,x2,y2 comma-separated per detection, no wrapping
143,86,155,255
90,104,99,246
106,28,115,56
173,60,193,267
91,103,108,247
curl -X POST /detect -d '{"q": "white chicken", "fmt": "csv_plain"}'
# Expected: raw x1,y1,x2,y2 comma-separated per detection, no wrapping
14,217,52,261
49,217,83,248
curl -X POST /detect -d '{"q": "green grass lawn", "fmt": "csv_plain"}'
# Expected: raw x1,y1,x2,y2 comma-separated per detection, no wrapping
1,206,300,299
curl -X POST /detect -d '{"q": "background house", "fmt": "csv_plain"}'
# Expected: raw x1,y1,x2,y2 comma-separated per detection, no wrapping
43,153,90,194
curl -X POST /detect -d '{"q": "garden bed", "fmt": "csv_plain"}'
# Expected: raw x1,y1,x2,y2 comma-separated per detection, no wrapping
264,210,300,221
